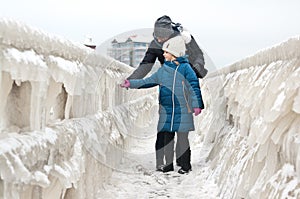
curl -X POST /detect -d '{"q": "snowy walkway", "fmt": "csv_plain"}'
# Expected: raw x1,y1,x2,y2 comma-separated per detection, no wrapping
97,126,219,199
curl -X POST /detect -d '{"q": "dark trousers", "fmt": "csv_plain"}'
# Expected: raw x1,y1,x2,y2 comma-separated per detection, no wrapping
175,132,191,170
155,131,191,170
155,132,165,167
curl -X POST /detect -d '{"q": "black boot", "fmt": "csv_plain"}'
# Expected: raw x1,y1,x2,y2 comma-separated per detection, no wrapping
178,167,192,174
162,163,174,173
156,165,164,172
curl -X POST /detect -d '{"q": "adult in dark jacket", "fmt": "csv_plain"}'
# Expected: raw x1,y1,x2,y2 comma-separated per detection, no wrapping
122,36,204,174
127,15,208,80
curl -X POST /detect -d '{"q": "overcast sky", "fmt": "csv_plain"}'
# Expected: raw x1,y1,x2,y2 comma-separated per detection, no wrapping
1,0,300,68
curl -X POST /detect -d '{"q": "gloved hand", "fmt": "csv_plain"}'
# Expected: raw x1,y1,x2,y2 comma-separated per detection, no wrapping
193,108,202,116
120,80,130,88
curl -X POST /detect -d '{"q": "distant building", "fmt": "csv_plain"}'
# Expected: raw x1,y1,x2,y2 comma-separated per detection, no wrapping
107,34,151,68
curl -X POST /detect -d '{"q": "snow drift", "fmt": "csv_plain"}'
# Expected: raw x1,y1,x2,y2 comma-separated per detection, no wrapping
197,36,300,198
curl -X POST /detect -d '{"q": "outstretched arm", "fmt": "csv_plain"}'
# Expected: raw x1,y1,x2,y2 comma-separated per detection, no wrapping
129,70,160,89
127,41,160,79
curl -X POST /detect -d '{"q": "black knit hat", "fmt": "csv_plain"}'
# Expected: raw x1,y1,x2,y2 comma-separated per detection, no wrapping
154,15,174,39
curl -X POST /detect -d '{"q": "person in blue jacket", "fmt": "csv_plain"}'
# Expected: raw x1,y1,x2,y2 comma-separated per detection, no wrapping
128,15,207,169
121,36,204,174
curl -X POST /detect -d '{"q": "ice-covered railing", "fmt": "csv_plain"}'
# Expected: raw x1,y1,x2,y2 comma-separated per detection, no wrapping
196,36,300,198
0,18,158,198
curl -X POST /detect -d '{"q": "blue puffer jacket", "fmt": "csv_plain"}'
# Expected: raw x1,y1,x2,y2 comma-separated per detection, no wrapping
129,56,204,133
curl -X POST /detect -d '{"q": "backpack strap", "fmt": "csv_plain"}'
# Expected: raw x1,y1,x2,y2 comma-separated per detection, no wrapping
171,22,183,32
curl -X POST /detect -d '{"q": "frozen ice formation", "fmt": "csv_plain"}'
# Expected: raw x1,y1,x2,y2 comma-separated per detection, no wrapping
196,36,300,198
0,18,158,198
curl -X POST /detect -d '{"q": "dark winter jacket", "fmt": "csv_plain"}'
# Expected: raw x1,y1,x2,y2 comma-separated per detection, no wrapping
127,29,207,79
128,56,204,133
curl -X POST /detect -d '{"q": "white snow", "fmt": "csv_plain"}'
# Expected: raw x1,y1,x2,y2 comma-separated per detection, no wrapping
200,35,300,198
0,17,300,199
97,133,219,199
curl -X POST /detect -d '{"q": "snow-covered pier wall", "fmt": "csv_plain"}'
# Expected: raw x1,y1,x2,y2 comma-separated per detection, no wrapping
0,18,157,198
198,36,300,198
